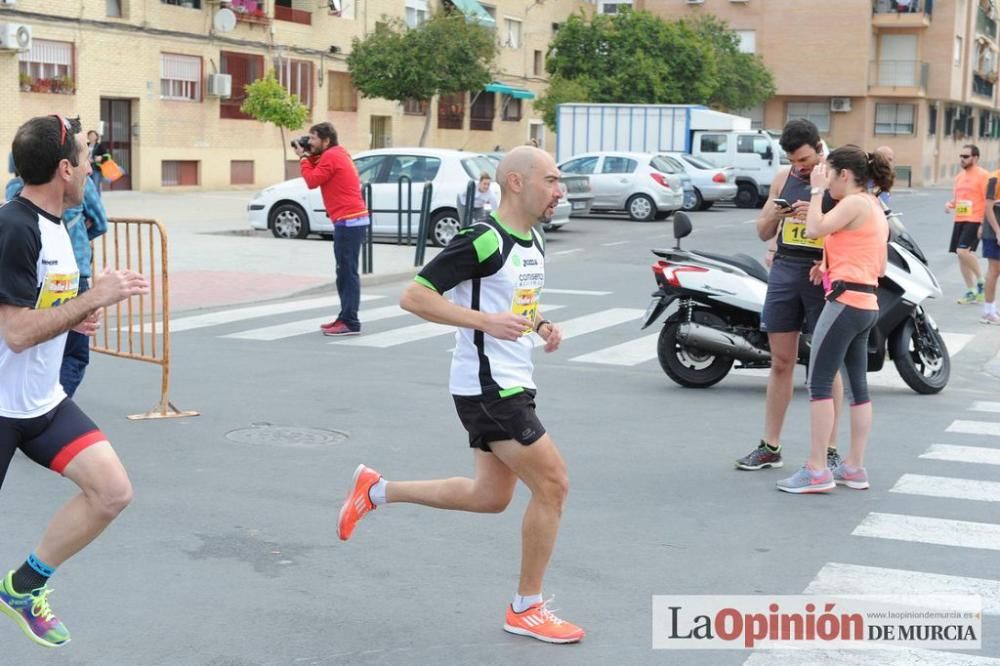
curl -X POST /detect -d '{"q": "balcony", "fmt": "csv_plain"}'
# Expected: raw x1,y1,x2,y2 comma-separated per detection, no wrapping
872,0,932,28
973,73,995,98
274,2,311,25
229,0,270,25
868,59,929,97
977,6,998,42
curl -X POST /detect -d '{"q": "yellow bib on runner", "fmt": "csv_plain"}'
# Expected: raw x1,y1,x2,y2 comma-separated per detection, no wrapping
781,219,824,249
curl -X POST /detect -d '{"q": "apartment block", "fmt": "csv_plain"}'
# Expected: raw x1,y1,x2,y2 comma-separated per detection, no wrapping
642,0,1000,186
0,0,584,191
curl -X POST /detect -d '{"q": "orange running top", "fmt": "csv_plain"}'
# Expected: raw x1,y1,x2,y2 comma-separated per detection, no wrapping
953,165,990,223
824,195,889,311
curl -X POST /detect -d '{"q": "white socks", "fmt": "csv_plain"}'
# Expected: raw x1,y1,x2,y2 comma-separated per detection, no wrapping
368,478,387,505
984,301,997,316
512,593,543,613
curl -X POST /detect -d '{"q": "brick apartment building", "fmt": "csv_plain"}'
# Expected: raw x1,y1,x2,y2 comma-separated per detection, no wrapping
0,0,585,191
640,0,1000,186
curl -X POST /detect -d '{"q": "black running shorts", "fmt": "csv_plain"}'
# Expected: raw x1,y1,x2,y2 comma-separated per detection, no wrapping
0,399,106,489
453,389,546,452
949,221,981,253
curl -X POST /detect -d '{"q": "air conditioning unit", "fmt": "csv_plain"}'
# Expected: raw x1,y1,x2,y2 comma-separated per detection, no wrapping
0,23,31,51
207,73,232,98
830,97,852,113
686,0,704,4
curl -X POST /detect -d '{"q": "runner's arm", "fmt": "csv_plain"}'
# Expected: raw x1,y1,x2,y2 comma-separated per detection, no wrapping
400,282,528,341
755,167,791,241
986,178,1000,237
0,292,104,352
805,192,865,239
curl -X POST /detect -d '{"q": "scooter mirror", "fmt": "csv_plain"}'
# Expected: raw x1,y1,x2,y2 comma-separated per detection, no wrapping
673,212,692,248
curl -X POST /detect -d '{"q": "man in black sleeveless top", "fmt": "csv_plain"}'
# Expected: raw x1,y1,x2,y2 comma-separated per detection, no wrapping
736,119,843,472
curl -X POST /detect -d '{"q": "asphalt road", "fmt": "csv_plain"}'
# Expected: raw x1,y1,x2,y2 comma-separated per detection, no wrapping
2,190,999,665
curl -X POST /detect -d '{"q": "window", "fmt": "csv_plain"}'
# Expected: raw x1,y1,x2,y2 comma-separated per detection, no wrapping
944,106,955,136
403,98,428,116
438,92,465,130
533,50,542,76
786,102,830,132
277,58,313,110
470,92,495,131
461,155,497,180
736,104,764,129
735,30,756,54
928,104,937,136
162,0,201,7
326,72,357,112
19,40,75,94
275,0,311,24
650,156,683,174
406,0,429,27
162,161,199,186
230,160,254,185
737,134,772,156
160,53,201,101
353,155,386,186
681,154,719,170
107,0,123,17
700,134,728,153
505,18,522,48
382,155,442,183
501,94,522,121
955,36,963,65
875,103,915,135
560,156,598,174
220,51,264,119
601,156,637,174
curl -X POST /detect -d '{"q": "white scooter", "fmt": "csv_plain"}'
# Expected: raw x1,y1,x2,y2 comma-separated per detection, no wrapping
641,212,949,394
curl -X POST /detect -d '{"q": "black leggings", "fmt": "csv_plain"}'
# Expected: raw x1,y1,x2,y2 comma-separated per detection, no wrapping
808,301,878,403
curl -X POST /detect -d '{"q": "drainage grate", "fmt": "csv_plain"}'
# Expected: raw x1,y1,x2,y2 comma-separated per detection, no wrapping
225,422,348,448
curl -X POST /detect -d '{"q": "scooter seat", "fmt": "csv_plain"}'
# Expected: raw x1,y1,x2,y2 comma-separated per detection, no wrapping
694,251,770,283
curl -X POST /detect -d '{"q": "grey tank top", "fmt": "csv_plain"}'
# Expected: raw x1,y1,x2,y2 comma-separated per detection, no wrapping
775,169,825,261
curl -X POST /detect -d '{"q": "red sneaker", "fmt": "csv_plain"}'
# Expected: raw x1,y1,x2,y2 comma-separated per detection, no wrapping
337,464,380,541
323,321,360,337
319,319,341,331
503,598,585,644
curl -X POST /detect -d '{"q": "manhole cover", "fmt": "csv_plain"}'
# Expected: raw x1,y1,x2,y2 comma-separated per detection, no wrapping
225,423,348,448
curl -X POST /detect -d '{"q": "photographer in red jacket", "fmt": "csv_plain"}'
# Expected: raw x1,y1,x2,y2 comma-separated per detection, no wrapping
295,122,369,336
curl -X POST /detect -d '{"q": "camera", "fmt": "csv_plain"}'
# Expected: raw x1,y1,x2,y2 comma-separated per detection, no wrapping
291,135,311,151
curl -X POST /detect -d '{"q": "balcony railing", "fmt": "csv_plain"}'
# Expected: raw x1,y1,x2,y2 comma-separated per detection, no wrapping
977,6,998,40
869,59,929,91
973,73,995,98
274,4,311,25
872,0,932,16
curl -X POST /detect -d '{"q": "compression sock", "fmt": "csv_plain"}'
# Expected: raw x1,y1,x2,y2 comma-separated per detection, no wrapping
10,553,56,593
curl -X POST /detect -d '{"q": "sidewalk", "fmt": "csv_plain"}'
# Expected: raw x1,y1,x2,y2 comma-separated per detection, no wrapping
100,190,438,312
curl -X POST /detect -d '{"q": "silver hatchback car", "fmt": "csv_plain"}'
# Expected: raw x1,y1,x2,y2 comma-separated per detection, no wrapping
557,151,685,221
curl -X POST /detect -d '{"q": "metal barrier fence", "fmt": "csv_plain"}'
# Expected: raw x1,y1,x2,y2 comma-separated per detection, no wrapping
361,179,436,270
91,218,198,420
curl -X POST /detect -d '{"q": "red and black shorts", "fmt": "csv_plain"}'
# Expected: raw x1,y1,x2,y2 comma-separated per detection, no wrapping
453,389,546,452
0,398,106,489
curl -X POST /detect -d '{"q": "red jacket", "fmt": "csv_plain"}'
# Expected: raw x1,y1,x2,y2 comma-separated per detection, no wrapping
299,145,368,223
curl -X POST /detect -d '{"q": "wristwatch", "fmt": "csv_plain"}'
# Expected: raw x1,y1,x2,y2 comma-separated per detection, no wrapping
810,187,823,196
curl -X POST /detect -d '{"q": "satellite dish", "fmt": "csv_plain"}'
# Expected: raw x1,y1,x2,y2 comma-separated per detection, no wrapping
213,8,237,33
328,0,342,14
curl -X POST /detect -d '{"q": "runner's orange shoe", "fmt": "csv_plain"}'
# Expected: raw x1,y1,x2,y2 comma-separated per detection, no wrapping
503,598,585,644
337,464,380,541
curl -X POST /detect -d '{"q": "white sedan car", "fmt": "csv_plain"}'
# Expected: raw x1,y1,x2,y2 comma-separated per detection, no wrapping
557,151,684,221
248,148,500,246
661,152,738,212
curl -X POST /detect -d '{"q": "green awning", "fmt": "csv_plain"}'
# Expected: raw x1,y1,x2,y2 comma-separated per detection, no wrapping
484,82,536,100
449,0,496,29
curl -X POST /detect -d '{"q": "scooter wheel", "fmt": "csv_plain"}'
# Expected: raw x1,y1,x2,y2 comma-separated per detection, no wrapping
891,317,949,394
658,318,734,388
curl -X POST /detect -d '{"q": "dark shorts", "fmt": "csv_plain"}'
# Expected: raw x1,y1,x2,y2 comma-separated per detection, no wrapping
0,398,105,489
950,222,981,253
761,256,826,334
983,237,1000,260
453,389,546,452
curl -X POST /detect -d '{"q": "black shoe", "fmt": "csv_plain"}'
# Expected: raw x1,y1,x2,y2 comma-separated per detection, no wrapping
735,442,783,470
826,448,842,470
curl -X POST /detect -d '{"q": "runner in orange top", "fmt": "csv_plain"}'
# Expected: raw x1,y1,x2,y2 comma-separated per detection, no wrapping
945,144,987,304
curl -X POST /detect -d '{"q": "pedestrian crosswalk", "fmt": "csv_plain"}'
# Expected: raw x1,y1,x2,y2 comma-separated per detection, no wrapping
744,401,1000,664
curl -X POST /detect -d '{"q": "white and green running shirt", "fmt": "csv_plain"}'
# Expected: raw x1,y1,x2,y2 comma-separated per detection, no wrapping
415,214,545,397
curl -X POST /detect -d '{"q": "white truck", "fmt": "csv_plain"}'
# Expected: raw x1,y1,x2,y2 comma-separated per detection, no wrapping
555,103,786,208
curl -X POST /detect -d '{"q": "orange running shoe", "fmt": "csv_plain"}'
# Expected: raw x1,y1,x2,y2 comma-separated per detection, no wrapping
337,464,380,541
503,598,585,644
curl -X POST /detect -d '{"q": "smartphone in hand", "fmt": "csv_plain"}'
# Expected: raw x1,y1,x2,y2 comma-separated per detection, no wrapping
773,198,793,211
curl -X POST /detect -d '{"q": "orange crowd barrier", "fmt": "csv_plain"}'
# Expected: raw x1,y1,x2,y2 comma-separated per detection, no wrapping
91,218,198,420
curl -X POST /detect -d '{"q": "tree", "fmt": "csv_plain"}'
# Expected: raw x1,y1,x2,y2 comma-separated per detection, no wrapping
348,12,496,146
241,71,310,165
537,9,774,130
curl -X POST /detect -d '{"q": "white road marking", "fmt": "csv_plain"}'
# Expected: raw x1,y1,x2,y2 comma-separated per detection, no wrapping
853,512,1000,551
920,444,1000,466
223,305,407,341
168,295,381,332
600,241,629,247
971,401,1000,413
551,248,584,256
533,308,645,347
571,333,658,366
947,420,1000,437
744,648,1000,665
542,289,612,296
890,473,1000,503
805,562,1000,615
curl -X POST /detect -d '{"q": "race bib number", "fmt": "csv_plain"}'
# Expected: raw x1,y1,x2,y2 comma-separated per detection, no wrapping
35,272,79,310
511,288,540,335
956,199,973,216
781,219,824,249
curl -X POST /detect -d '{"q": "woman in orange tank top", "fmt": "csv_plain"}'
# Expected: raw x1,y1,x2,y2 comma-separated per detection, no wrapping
776,145,891,495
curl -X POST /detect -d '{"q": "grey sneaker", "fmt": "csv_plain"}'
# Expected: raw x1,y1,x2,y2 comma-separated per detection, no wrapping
776,466,835,494
826,448,842,470
735,442,783,470
832,462,870,490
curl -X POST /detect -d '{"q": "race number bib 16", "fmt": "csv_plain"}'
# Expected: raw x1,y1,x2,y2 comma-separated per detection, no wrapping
35,272,79,310
956,199,973,216
781,219,824,249
511,288,540,336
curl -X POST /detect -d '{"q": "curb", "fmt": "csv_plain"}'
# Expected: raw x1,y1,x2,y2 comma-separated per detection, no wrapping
360,267,420,287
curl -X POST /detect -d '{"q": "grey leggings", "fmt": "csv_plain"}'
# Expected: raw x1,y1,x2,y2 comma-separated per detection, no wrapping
808,300,878,403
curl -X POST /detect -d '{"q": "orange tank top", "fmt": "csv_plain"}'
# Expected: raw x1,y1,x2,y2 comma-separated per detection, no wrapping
823,195,888,310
